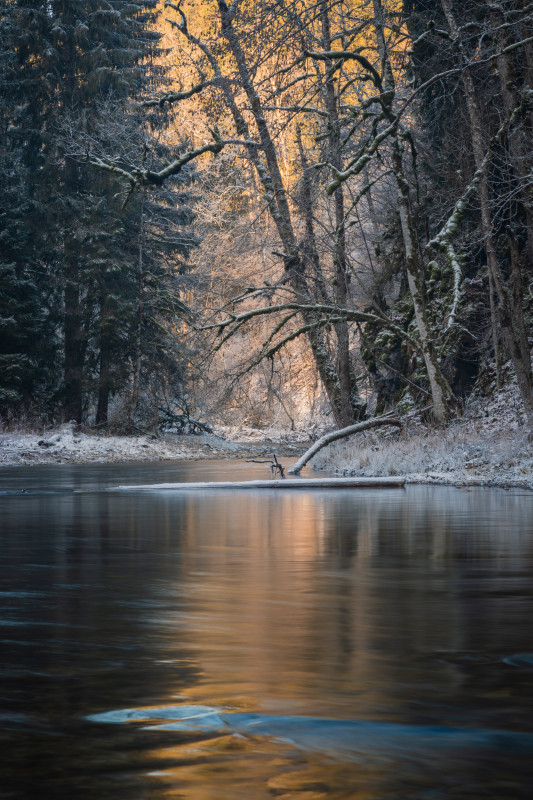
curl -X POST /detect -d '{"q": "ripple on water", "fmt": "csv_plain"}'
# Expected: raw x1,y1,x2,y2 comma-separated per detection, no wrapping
88,705,228,731
87,703,533,762
504,654,533,668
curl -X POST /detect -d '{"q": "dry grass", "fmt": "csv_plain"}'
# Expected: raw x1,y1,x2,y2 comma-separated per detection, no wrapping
310,421,533,483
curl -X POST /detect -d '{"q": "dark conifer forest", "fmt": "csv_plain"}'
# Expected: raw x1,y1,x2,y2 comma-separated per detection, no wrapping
0,0,198,429
1,0,532,434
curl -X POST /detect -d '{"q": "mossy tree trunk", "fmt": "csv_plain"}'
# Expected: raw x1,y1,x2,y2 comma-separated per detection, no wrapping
441,0,533,429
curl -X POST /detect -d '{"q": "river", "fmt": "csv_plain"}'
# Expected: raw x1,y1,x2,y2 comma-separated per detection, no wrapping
1,460,533,799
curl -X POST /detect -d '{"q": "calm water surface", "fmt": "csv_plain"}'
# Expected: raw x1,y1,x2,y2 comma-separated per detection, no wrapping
1,459,533,799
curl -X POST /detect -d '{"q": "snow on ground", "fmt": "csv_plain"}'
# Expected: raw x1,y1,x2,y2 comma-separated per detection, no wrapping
0,423,297,467
2,370,532,489
311,377,533,489
215,424,323,445
311,422,533,489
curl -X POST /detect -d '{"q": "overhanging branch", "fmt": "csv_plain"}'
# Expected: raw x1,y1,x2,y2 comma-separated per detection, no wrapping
201,301,422,355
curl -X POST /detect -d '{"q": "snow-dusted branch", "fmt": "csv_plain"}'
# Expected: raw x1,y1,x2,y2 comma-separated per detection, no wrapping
202,301,422,354
259,317,345,361
262,104,329,117
88,129,225,189
304,49,383,90
326,121,397,195
88,129,264,192
141,79,211,108
287,413,403,475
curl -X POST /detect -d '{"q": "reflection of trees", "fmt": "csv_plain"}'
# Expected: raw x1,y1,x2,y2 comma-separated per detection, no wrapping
171,487,533,725
4,481,533,798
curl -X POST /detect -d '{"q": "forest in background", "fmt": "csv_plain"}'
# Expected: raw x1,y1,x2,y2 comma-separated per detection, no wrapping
1,0,532,435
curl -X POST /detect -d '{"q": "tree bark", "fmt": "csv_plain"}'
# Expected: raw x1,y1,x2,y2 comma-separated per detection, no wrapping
63,279,83,424
61,19,84,425
392,142,451,423
441,0,533,428
320,2,366,422
128,190,145,429
95,313,111,426
373,0,451,422
294,125,330,305
216,0,361,427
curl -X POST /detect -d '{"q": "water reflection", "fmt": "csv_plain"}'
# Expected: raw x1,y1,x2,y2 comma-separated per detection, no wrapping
0,463,533,799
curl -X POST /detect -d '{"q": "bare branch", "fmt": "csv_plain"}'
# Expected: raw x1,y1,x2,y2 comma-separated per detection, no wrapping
287,413,403,475
201,302,422,354
141,80,211,108
304,48,383,90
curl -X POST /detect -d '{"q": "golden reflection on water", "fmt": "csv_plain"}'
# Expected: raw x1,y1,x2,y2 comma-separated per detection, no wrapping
2,476,533,800
130,487,533,799
138,491,380,798
166,491,456,713
175,492,371,708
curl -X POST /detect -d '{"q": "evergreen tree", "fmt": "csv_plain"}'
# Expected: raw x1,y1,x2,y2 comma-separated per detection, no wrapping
0,1,201,425
0,12,58,418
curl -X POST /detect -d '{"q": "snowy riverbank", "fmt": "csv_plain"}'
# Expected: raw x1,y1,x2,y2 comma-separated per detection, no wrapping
0,423,304,467
312,379,533,490
311,423,533,490
2,377,532,490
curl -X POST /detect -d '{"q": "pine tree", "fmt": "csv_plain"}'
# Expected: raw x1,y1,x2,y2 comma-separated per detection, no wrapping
0,1,186,424
0,9,58,418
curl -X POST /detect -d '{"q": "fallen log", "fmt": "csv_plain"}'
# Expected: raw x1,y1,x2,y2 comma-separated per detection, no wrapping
112,477,405,491
287,413,403,475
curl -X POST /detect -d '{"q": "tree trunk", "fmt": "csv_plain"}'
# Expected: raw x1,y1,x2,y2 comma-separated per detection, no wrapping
61,17,84,425
373,0,451,422
489,2,533,265
63,279,83,424
294,126,330,305
287,413,403,475
128,191,145,429
320,2,366,422
95,321,111,426
441,0,533,428
487,269,502,389
392,143,451,423
216,0,361,427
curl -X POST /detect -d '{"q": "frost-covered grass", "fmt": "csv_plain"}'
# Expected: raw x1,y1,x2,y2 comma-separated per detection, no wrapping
310,363,533,488
310,422,533,485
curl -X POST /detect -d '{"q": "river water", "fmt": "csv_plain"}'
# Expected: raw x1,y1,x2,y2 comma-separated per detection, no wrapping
1,460,533,799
